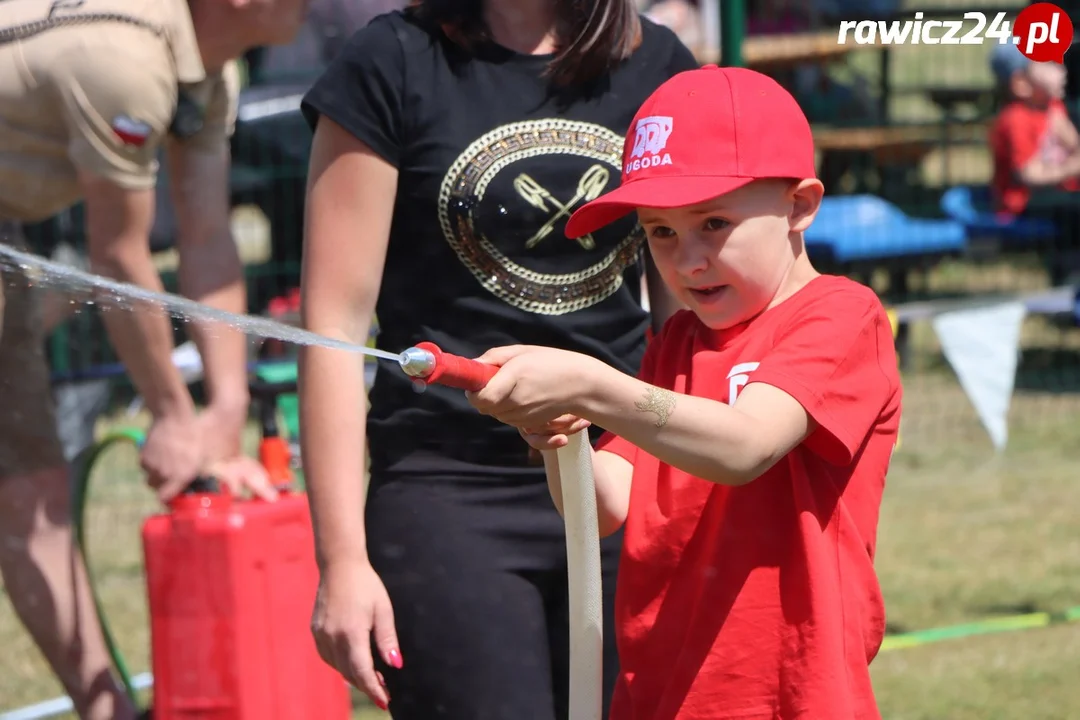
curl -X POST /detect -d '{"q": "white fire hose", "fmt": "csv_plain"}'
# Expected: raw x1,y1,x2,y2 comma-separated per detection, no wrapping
556,431,604,720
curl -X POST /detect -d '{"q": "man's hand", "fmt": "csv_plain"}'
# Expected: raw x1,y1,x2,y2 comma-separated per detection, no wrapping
142,403,277,503
206,455,278,502
198,403,278,502
466,345,607,429
141,411,206,501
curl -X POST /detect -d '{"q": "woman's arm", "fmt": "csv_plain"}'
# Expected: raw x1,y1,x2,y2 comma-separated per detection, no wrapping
542,447,633,538
299,117,397,570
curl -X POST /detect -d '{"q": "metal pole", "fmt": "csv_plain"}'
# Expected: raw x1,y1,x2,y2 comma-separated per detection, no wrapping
719,0,745,67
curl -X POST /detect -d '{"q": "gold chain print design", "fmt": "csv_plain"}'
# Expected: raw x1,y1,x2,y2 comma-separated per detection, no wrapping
437,119,644,315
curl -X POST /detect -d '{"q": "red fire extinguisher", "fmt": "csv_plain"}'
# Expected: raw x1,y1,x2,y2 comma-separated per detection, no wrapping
76,378,351,720
141,376,350,720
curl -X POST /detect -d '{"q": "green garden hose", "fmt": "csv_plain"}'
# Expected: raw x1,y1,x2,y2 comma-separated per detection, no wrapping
72,428,147,707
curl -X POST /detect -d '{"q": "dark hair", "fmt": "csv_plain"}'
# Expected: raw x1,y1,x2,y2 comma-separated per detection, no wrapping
408,0,641,87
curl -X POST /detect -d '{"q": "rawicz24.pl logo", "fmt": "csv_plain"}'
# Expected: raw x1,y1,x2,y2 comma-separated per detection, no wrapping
837,3,1075,63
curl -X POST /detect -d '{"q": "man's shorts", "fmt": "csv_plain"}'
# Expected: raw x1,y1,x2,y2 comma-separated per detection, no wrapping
0,221,65,478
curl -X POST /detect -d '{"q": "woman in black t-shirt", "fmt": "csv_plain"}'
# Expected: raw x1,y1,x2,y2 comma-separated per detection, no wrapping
298,1,697,717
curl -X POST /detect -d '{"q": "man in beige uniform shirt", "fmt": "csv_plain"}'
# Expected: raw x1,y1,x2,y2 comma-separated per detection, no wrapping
0,0,308,717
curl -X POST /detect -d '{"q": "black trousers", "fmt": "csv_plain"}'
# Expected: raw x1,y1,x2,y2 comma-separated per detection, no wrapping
365,471,622,720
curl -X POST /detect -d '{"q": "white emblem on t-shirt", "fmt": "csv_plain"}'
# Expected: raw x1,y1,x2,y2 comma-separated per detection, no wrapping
726,362,761,406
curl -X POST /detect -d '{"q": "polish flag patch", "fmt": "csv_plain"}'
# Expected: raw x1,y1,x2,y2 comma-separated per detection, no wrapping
111,115,152,147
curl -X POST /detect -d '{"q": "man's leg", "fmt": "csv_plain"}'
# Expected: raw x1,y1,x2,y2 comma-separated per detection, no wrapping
0,229,136,720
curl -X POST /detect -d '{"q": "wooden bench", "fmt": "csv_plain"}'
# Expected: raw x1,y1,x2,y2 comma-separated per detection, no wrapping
695,30,864,70
815,122,987,159
812,121,989,193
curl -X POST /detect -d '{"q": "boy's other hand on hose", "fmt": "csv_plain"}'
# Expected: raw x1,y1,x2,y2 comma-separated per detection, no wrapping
519,414,592,451
311,560,401,711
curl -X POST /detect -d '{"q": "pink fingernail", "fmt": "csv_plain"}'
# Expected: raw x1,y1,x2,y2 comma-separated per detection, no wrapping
388,648,403,669
375,698,388,711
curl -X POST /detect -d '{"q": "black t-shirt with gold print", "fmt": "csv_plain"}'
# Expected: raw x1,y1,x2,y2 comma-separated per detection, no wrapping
301,10,698,478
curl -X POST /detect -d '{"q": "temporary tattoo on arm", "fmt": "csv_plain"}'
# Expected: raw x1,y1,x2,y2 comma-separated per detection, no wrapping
634,386,676,428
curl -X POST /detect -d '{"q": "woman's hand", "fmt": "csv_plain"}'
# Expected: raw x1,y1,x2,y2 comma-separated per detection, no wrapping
311,559,403,711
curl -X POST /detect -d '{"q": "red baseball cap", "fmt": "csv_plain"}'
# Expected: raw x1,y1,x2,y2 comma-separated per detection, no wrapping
565,65,818,239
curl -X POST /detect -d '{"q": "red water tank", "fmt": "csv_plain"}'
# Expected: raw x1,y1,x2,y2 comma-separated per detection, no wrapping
142,482,351,719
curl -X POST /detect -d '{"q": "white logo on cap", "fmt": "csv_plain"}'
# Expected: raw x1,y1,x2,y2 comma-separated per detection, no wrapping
626,116,674,175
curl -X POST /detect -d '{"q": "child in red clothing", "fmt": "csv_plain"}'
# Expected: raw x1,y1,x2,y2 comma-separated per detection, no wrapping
988,41,1080,216
466,65,901,720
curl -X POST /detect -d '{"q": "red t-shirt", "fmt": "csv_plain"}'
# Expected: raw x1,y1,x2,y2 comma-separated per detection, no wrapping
597,275,902,720
990,98,1079,215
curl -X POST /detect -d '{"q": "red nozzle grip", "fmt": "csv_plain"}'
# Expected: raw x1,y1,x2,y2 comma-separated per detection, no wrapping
414,342,498,392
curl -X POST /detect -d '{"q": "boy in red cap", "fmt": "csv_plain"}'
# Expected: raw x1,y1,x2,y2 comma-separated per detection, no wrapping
467,65,901,720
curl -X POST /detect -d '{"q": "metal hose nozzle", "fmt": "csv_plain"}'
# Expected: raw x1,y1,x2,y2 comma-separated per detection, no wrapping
398,346,437,378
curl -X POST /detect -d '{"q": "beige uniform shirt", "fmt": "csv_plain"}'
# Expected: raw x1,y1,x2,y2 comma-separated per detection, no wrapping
0,0,239,222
